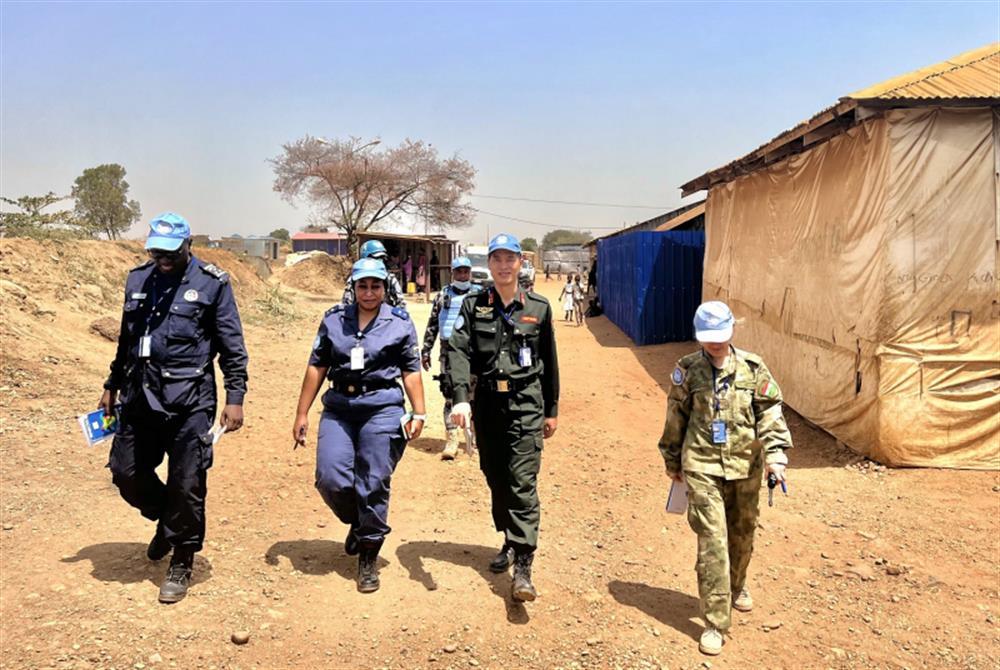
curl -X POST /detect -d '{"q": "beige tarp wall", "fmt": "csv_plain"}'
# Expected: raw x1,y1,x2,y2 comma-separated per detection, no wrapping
703,107,1000,469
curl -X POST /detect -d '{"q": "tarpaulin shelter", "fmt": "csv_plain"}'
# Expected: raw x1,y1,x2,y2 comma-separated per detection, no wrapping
680,44,1000,469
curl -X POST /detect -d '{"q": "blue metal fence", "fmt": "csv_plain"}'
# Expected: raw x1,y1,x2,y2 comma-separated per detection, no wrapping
596,231,705,345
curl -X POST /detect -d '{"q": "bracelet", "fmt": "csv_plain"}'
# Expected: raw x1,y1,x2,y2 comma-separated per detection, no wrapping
411,414,426,421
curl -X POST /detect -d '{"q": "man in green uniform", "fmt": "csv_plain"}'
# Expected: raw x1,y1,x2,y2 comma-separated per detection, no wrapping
448,233,559,602
658,301,792,655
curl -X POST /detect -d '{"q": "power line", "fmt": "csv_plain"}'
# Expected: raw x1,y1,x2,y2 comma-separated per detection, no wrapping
471,207,623,230
471,193,672,210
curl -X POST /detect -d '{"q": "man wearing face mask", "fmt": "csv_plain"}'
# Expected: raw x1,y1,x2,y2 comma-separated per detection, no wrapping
98,213,248,604
421,256,482,459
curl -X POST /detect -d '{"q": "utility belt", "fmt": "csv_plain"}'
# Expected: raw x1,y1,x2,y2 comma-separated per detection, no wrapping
477,376,537,394
329,379,399,397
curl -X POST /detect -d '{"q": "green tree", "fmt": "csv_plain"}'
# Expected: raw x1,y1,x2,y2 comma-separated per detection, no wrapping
0,192,75,237
521,237,538,252
71,164,142,239
541,229,592,250
272,136,476,258
269,228,290,241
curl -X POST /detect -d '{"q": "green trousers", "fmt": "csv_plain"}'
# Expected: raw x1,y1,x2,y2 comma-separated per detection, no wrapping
684,455,763,631
473,382,544,550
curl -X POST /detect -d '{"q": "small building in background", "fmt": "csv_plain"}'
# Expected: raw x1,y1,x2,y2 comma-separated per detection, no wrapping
219,234,280,260
291,231,348,255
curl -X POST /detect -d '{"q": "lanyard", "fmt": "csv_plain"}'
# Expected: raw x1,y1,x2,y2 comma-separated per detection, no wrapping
709,360,732,415
493,288,523,328
145,277,177,334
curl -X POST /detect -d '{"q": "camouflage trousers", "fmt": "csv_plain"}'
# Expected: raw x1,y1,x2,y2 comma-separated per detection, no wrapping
684,457,763,631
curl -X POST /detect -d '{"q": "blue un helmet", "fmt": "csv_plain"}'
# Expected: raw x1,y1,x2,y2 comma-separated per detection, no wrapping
145,213,191,251
351,257,388,283
693,301,735,343
451,256,472,270
488,233,521,256
359,239,388,260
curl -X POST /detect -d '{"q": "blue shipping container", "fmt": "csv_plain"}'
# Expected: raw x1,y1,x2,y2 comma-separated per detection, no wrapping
596,231,705,345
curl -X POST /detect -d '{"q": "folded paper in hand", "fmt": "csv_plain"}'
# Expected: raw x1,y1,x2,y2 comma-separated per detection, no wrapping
665,479,688,514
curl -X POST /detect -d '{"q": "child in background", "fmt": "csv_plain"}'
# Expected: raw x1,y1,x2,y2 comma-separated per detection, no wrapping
559,277,575,322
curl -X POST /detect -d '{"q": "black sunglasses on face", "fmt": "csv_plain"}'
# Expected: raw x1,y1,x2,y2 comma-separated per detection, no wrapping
149,249,182,260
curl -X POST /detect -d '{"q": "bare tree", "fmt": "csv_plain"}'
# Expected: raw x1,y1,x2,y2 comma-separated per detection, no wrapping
270,136,475,257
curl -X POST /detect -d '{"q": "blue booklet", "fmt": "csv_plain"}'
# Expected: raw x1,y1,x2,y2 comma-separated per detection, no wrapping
78,406,121,446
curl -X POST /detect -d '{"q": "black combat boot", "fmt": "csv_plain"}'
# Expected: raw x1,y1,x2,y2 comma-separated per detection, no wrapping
344,526,359,556
158,549,193,604
146,522,171,561
511,551,537,602
488,544,515,573
357,541,382,594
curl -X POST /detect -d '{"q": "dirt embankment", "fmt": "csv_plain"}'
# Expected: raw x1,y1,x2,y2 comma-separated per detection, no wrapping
272,254,352,297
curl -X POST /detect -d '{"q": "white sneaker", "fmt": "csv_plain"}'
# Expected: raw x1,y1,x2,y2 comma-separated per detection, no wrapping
441,429,460,460
733,587,753,612
699,626,724,655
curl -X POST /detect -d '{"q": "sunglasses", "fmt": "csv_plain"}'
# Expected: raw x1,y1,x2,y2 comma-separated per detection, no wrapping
149,249,182,260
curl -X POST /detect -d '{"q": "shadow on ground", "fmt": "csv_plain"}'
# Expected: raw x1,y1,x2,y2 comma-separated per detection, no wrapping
395,540,530,624
608,579,702,641
408,437,445,457
61,542,213,587
265,539,387,581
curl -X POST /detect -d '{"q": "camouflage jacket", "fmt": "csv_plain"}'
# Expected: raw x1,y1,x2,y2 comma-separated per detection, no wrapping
658,347,791,480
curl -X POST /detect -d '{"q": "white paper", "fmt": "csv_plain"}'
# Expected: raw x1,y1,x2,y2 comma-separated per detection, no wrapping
399,412,413,441
665,479,688,514
210,425,227,445
350,346,365,370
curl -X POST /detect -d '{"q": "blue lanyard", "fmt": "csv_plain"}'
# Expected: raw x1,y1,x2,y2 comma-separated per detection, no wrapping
145,277,176,334
710,362,731,415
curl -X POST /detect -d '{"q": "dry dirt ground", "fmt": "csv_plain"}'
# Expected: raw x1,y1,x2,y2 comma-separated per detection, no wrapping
1,239,998,670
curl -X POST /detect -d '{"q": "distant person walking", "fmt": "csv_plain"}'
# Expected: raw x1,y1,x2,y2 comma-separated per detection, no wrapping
544,264,551,282
588,260,597,296
657,301,793,656
572,274,585,326
558,278,575,322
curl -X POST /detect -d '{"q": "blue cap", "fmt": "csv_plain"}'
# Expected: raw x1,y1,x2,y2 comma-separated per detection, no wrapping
359,239,388,259
693,301,735,343
451,256,472,270
145,213,191,251
351,257,388,283
488,233,521,255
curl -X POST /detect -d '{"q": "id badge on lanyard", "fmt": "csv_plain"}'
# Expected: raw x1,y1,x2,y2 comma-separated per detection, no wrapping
519,346,532,367
711,366,728,445
139,335,152,359
351,333,365,371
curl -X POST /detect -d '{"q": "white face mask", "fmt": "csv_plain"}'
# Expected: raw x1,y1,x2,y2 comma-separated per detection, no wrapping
452,280,471,291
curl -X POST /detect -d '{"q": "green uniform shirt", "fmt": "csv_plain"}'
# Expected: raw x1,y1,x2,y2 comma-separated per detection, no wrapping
447,287,559,418
658,347,792,480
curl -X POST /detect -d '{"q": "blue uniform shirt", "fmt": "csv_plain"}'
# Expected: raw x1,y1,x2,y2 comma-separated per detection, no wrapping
105,255,249,415
309,303,421,385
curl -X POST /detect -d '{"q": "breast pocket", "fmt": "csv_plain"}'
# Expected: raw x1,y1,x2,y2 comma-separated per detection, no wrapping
167,303,204,340
123,300,141,335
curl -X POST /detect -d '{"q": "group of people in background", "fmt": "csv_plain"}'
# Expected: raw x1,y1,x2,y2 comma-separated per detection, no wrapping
558,273,587,325
99,215,789,658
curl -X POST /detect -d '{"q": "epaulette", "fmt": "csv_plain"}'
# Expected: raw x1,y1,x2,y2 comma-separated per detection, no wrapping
325,304,344,316
525,291,550,305
678,351,702,369
734,347,763,367
129,260,154,272
391,306,410,321
200,263,229,283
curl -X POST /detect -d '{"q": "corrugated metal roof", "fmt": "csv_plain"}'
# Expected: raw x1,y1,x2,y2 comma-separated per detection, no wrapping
655,202,706,232
680,43,1000,195
848,43,1000,100
291,232,345,240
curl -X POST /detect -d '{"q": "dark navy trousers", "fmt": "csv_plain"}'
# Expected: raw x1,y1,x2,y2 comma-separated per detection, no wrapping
315,389,406,543
108,397,214,552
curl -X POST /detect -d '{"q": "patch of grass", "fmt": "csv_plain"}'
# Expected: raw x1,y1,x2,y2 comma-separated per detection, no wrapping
247,284,299,325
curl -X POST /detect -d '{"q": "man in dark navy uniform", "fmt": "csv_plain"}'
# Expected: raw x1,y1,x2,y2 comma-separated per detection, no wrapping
98,212,248,603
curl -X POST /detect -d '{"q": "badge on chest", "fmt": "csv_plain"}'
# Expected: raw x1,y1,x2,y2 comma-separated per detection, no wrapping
350,345,365,371
711,420,728,445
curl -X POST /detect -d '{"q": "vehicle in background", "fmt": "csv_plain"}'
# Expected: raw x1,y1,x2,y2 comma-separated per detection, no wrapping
519,259,535,286
465,246,492,287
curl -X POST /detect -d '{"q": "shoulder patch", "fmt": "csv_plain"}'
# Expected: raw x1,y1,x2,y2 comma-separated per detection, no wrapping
758,379,780,399
200,263,229,283
325,304,344,316
671,366,686,386
391,306,410,321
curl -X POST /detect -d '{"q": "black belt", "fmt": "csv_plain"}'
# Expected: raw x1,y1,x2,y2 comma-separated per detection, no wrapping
329,379,399,397
477,376,537,393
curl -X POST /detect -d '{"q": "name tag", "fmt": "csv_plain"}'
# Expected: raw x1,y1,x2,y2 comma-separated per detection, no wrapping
350,346,365,371
139,335,152,359
519,346,532,367
131,292,147,300
711,420,728,445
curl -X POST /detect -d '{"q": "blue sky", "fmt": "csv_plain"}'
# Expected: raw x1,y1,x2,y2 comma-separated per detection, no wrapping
2,1,996,243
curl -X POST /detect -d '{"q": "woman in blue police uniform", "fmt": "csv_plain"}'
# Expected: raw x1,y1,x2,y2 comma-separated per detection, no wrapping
292,258,426,593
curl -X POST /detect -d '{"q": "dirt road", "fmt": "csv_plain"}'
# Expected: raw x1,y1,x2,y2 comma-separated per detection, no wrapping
1,240,998,670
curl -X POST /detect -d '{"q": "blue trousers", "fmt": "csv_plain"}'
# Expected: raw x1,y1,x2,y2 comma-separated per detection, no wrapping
315,390,406,543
